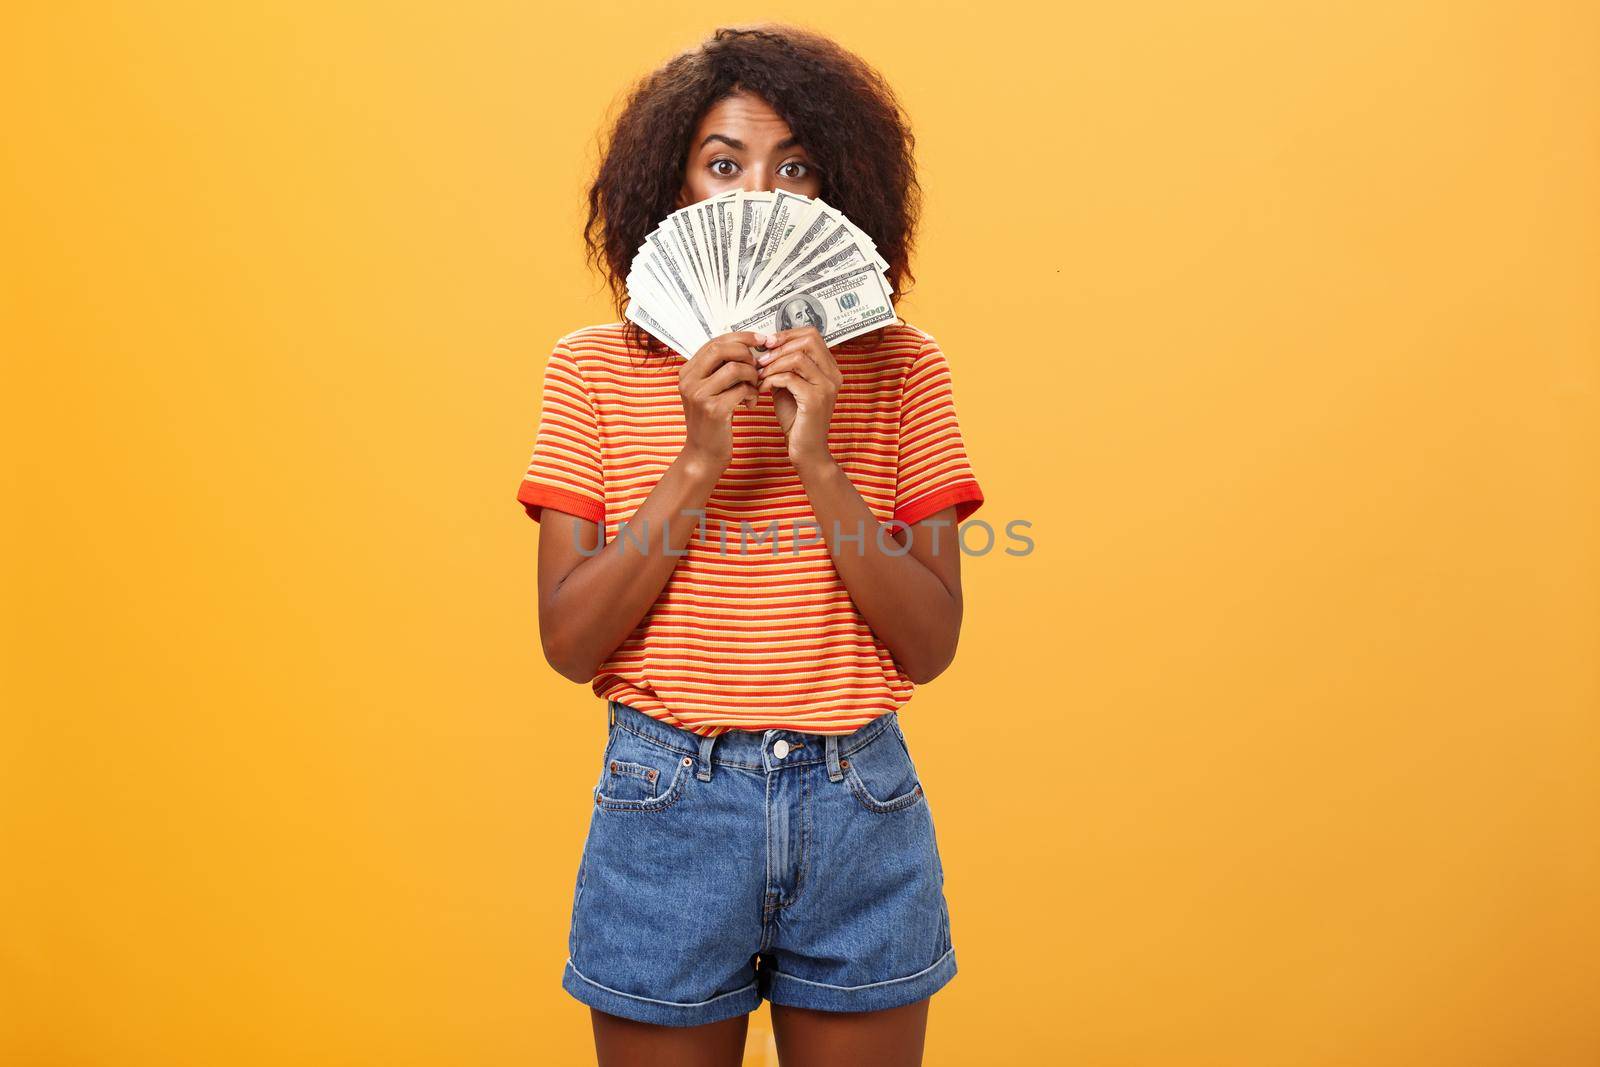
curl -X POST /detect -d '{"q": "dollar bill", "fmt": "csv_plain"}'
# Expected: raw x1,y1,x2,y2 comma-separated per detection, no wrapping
728,262,896,346
814,197,890,273
642,232,713,343
745,210,828,302
739,189,811,306
747,219,854,306
753,231,869,306
625,191,897,359
733,191,775,308
625,296,696,359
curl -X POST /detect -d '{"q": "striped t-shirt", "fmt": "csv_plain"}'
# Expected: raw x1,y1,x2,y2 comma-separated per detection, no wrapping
516,320,984,736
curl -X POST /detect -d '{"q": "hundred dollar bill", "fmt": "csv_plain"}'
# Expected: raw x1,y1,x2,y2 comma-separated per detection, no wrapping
753,232,870,306
624,191,898,362
728,262,896,346
711,194,737,318
747,219,855,306
694,203,722,316
678,202,716,323
814,197,890,273
743,193,824,300
733,191,775,308
627,262,705,355
625,296,697,360
667,210,713,320
631,258,704,353
739,189,811,306
645,230,714,341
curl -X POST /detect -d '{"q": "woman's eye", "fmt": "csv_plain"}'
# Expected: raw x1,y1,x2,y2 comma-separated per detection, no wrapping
710,159,738,177
779,162,810,180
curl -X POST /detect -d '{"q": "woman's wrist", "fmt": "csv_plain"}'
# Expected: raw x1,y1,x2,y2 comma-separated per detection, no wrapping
675,445,728,489
792,448,840,485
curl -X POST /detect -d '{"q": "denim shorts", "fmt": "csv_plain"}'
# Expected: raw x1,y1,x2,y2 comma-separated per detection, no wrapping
561,698,957,1027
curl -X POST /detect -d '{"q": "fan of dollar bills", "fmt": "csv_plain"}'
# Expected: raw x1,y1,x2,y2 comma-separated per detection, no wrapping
624,190,897,360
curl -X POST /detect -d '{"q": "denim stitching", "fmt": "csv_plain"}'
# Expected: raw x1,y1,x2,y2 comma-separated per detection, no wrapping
845,767,927,814
763,947,955,992
792,763,812,902
565,958,758,1007
568,820,593,958
595,758,689,813
608,760,658,782
840,733,926,814
759,770,777,943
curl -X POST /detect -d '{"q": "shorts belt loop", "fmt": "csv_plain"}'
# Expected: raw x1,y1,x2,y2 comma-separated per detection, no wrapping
607,700,616,728
696,731,718,781
825,733,844,782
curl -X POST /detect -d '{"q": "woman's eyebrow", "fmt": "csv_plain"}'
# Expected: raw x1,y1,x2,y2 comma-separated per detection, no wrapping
698,134,804,152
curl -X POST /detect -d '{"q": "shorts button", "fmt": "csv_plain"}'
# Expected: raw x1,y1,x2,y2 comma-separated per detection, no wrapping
773,739,790,759
682,756,693,766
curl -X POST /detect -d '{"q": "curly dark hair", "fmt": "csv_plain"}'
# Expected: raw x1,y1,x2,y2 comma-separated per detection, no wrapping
583,25,921,357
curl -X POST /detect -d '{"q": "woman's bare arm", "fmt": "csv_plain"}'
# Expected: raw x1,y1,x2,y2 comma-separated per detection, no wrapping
535,456,719,682
534,333,764,682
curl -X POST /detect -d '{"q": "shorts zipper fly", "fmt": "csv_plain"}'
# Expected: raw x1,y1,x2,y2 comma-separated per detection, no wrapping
762,736,809,919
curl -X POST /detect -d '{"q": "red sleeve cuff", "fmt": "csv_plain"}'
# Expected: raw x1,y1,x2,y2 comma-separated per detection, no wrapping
517,482,605,525
893,481,984,528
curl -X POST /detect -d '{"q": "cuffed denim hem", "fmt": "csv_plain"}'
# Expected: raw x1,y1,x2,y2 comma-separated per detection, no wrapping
760,947,957,1014
562,958,761,1028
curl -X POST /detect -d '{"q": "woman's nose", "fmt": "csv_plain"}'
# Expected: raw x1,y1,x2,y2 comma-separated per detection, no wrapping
741,168,778,193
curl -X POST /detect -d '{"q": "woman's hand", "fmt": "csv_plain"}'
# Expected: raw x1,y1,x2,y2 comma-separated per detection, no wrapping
756,325,841,470
679,331,763,472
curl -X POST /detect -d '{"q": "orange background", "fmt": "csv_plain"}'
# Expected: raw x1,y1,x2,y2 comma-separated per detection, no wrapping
4,2,1597,1064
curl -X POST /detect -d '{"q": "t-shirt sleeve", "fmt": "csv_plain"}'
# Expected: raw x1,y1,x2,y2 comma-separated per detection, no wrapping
515,339,606,524
893,335,985,527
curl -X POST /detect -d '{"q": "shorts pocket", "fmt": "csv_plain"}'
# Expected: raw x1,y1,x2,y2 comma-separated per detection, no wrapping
840,718,926,814
602,759,662,803
593,727,693,814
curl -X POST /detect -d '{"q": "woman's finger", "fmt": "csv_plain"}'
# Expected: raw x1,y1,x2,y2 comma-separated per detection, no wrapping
758,351,824,385
700,355,760,396
758,371,815,397
765,326,824,350
684,334,762,382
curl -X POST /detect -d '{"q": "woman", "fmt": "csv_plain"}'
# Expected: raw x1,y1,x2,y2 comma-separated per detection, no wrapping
516,25,985,1067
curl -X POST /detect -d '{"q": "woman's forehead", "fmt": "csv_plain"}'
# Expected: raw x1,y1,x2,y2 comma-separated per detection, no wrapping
691,92,800,148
